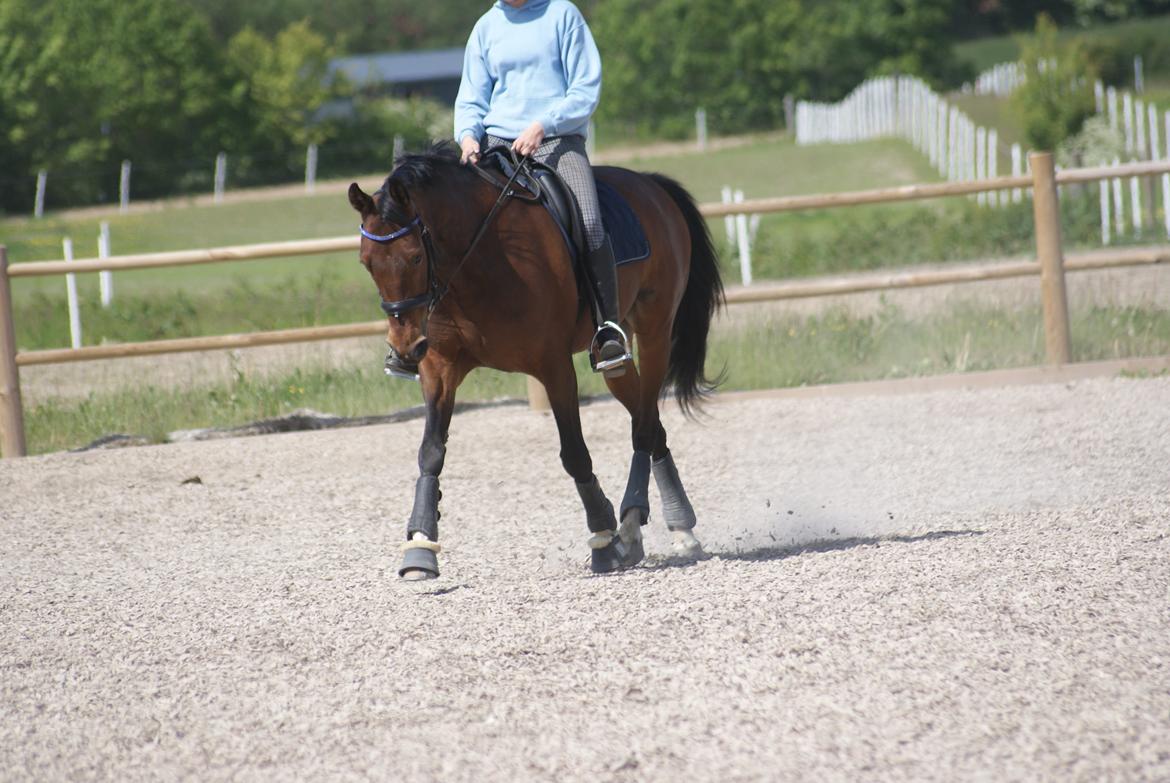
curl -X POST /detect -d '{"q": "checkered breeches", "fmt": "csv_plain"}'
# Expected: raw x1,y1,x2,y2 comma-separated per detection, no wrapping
484,133,604,251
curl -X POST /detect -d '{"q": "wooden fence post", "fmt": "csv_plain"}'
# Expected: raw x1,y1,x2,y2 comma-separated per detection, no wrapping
1029,152,1072,365
0,247,28,458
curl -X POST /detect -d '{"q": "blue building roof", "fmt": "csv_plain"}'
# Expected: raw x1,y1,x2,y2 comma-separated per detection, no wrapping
329,48,465,88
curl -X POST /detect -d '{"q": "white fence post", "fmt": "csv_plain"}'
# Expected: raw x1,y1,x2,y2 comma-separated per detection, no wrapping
98,222,113,308
1164,111,1170,239
34,170,47,218
119,160,131,214
947,107,959,181
305,144,318,194
1010,143,1020,203
1130,163,1142,237
1123,92,1135,154
1100,180,1112,245
987,129,999,207
1094,80,1105,114
1135,55,1144,93
63,238,81,350
733,190,752,286
721,186,735,248
393,135,404,162
976,127,987,205
936,102,948,177
586,120,596,158
1112,158,1126,237
1135,100,1148,158
213,152,227,204
695,108,708,151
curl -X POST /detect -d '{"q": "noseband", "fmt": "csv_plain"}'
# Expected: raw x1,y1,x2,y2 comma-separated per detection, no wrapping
361,154,533,321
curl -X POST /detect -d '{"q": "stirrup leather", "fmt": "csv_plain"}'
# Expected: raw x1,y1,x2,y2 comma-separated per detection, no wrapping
590,320,633,372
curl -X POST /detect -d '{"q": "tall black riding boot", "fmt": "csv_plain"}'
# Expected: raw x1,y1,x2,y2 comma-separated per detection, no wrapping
585,235,633,377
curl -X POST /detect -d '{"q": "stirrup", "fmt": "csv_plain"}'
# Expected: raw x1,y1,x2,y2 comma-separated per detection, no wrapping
590,321,633,374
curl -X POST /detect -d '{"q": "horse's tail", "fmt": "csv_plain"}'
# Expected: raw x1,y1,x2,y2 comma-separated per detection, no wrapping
647,173,725,418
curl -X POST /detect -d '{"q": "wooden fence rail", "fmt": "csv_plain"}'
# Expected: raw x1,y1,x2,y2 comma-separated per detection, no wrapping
3,153,1170,457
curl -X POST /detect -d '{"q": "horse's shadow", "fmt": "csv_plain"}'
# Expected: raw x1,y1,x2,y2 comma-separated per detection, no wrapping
639,528,985,572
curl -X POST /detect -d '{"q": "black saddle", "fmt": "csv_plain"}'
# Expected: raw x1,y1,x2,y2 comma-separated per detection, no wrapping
477,145,588,262
475,145,651,268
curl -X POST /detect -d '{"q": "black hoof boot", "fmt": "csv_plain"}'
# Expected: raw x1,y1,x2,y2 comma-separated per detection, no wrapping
399,546,439,579
590,528,643,573
591,537,625,574
618,509,646,568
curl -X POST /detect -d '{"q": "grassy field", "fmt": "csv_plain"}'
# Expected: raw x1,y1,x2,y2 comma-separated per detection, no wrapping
0,136,939,312
1,136,948,350
954,14,1170,74
7,130,1169,455
6,131,1163,353
24,300,1170,455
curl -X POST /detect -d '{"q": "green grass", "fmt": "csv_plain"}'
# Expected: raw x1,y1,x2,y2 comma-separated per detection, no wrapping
947,94,1027,153
23,301,1170,455
955,14,1170,75
12,268,374,350
1,190,371,300
617,137,941,204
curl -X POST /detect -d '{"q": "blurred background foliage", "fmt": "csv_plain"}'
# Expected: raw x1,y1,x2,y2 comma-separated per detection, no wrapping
3,0,1170,213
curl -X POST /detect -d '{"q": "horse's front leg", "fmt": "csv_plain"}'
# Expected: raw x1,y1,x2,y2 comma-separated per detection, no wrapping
539,357,640,573
400,359,463,581
605,329,702,559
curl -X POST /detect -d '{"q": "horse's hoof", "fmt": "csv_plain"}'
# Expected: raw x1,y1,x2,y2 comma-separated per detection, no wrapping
591,540,624,574
670,530,704,558
618,509,646,568
399,546,440,579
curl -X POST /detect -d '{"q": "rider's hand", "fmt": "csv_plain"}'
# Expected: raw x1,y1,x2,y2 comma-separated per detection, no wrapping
460,136,481,164
512,121,546,157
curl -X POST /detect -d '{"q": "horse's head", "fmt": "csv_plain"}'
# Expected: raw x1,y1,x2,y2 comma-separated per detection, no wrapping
348,180,432,366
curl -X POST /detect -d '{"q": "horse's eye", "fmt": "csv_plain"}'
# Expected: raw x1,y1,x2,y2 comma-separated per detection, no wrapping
411,254,423,266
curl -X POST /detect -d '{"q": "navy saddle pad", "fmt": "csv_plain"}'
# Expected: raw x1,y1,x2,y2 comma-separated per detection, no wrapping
597,180,651,267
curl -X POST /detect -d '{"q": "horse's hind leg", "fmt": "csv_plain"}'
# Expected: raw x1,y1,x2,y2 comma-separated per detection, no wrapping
606,330,703,558
539,357,635,574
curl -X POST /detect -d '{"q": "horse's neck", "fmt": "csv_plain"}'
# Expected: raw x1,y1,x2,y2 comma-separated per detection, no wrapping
419,179,494,260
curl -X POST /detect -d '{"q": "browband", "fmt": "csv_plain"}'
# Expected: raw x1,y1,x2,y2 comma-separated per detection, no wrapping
360,216,421,243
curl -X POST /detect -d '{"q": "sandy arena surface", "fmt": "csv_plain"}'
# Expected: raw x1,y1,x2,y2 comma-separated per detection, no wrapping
2,375,1169,781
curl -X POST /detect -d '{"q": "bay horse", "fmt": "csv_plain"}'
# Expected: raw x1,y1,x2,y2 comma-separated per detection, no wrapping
347,142,723,580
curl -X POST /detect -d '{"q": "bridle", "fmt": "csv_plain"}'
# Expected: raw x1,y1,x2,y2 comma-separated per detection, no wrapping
360,215,437,319
361,153,534,323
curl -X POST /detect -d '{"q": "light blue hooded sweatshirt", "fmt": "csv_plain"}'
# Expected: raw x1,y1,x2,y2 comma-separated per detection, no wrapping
454,0,601,143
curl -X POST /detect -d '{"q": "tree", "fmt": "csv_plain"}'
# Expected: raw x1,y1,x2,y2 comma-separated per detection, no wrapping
591,0,971,137
0,0,229,209
1010,14,1097,151
181,0,490,52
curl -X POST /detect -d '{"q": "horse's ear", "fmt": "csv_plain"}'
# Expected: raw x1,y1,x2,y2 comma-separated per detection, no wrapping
387,179,412,211
348,183,375,216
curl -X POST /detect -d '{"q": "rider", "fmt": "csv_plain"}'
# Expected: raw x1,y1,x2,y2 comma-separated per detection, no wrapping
454,0,632,375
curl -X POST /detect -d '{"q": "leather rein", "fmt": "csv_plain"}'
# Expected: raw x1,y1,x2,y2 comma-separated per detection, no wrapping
362,148,536,321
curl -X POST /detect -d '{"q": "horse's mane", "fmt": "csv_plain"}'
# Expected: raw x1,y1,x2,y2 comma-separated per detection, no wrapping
377,141,471,223
389,140,463,188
